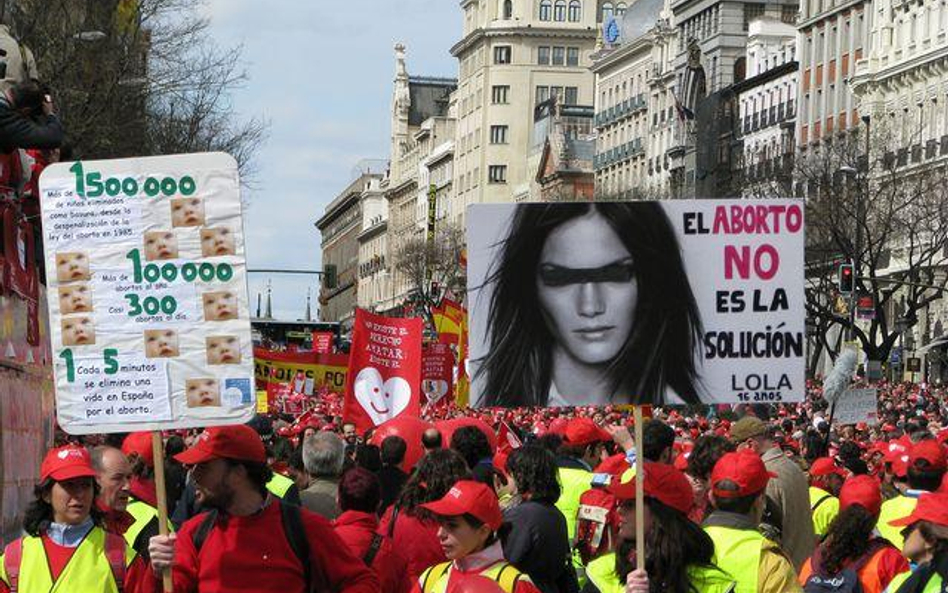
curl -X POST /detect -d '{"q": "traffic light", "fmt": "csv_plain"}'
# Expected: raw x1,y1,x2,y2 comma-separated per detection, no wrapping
838,263,854,294
324,264,337,289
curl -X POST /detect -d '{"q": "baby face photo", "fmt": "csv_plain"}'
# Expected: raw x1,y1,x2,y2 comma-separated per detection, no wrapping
55,252,91,283
144,329,179,358
58,284,93,314
200,227,236,257
61,316,95,346
203,291,238,321
206,335,241,365
144,231,179,261
186,378,220,407
170,197,205,227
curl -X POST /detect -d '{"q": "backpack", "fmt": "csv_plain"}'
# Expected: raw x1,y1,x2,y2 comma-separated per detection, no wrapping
420,561,524,593
803,540,888,593
574,486,617,565
191,501,320,593
3,530,126,593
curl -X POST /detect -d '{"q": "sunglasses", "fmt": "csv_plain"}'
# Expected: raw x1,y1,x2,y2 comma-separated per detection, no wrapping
538,261,635,286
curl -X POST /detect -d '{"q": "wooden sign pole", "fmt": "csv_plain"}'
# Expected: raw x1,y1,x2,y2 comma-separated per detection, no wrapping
152,431,173,593
632,406,645,569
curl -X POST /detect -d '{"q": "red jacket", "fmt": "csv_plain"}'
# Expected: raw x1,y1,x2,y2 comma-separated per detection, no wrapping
334,510,411,593
378,506,446,584
169,499,378,593
408,542,541,593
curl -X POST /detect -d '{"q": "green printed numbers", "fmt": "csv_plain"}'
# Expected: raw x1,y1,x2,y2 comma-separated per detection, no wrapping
124,293,178,316
126,249,233,284
69,161,197,198
104,349,119,375
60,348,75,383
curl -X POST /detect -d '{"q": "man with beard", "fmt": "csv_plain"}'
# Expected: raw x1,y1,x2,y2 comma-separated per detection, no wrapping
148,425,378,593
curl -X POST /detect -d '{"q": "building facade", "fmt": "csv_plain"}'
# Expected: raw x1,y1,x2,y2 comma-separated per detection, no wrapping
356,176,391,313
535,101,596,200
449,0,598,216
316,172,382,326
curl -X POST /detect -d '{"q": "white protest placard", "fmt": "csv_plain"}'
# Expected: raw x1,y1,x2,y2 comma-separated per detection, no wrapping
466,200,805,406
834,388,879,425
40,153,255,434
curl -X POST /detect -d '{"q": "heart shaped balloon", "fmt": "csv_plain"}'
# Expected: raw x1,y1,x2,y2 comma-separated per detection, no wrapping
354,367,412,425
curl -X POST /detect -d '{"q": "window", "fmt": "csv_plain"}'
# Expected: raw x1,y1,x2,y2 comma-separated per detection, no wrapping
565,86,578,104
781,5,796,24
539,0,552,20
744,3,765,31
503,0,513,19
488,165,507,183
554,0,566,21
602,2,614,21
492,85,510,103
615,2,627,16
494,45,512,64
550,86,564,100
568,0,581,21
567,47,580,66
490,125,508,144
552,46,565,65
536,85,550,103
538,46,551,65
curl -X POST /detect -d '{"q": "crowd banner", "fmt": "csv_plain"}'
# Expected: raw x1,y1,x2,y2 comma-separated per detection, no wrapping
834,388,879,425
312,330,334,354
39,153,255,434
343,309,422,433
422,342,455,407
466,200,806,406
253,347,348,394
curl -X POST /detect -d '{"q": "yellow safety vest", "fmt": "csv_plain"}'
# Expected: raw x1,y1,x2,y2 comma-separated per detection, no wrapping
419,560,529,593
704,525,763,593
809,486,840,538
0,526,136,593
878,495,917,550
556,466,594,584
884,570,941,593
125,498,173,551
266,472,294,498
585,552,737,593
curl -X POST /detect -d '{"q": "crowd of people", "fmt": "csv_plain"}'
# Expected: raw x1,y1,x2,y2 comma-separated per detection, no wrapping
3,378,948,592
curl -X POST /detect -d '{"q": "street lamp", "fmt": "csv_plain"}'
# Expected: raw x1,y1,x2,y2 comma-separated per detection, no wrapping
73,31,107,42
838,165,863,341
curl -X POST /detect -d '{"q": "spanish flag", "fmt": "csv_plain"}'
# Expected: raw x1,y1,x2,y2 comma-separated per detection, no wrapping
432,298,464,345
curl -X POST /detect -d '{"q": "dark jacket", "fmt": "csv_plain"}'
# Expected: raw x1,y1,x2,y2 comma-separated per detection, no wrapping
377,464,407,512
0,95,63,152
503,499,579,593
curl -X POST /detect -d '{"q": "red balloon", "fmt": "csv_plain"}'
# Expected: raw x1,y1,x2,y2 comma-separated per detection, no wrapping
370,416,433,472
436,417,498,453
446,575,506,593
548,417,570,436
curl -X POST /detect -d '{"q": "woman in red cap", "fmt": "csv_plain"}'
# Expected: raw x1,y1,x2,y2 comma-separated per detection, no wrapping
799,475,908,593
584,462,736,593
883,492,948,593
412,480,541,593
0,445,151,593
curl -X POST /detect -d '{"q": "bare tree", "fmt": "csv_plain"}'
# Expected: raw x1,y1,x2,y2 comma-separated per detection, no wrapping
393,223,466,328
9,0,267,183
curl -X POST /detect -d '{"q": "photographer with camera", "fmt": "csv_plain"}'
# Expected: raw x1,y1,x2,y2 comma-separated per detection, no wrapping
0,80,63,152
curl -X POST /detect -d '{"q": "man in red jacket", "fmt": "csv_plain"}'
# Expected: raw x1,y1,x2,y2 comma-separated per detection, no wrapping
333,467,410,593
149,425,378,593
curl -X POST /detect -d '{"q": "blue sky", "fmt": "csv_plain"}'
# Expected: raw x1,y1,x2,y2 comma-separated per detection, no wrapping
203,1,459,320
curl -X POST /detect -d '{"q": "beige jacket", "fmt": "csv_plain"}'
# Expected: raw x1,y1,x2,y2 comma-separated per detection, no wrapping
762,446,817,569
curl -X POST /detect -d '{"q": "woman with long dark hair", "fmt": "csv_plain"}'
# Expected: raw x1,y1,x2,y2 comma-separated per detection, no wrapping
0,445,150,592
503,445,579,593
378,448,471,584
475,202,704,407
583,463,734,593
799,475,908,593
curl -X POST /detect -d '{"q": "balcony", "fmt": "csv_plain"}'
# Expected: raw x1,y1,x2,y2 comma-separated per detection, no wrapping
942,135,948,156
926,139,938,160
911,144,922,164
897,148,908,167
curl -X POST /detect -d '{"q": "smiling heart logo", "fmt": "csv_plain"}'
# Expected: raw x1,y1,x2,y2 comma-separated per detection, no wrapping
354,367,412,425
422,379,449,403
57,449,71,460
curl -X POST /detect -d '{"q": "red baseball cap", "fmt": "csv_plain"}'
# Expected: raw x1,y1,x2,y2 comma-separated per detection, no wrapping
839,475,882,516
175,425,266,465
909,440,947,472
609,462,694,515
810,457,846,478
41,445,96,482
889,492,948,528
711,450,776,499
421,480,503,531
564,418,611,447
122,432,155,468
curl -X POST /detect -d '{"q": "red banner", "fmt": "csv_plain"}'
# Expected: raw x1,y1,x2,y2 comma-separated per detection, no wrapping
312,331,334,354
422,343,455,407
254,348,349,394
344,309,423,433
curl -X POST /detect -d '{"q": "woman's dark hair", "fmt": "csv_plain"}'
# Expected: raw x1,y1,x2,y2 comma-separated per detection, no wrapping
536,433,563,454
917,521,948,558
165,435,186,458
711,480,760,515
643,420,676,462
476,202,704,406
24,478,103,537
908,460,946,492
614,497,717,593
507,445,561,504
820,505,878,575
355,444,382,473
686,435,734,481
450,426,492,470
338,467,381,514
396,449,470,515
